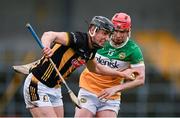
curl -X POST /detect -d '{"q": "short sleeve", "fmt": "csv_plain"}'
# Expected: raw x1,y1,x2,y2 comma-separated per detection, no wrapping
130,47,144,64
67,32,84,47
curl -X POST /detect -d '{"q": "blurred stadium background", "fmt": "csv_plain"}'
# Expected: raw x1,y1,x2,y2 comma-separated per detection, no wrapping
0,0,180,117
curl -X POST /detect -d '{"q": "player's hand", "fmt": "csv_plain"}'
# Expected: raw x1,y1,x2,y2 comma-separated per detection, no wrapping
98,86,119,100
42,47,53,58
122,69,139,80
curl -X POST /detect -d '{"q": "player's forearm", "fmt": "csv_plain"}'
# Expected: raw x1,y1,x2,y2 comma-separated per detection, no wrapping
41,31,57,48
118,72,145,92
94,63,126,77
86,60,129,78
119,79,144,91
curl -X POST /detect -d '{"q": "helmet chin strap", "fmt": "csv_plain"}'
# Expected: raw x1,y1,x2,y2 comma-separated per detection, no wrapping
88,27,103,49
89,27,97,37
128,30,131,38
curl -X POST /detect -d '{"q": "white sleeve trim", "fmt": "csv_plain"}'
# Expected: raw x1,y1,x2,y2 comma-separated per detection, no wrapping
131,62,145,68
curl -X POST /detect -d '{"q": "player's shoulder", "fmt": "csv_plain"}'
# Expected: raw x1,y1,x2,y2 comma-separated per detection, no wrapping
127,38,141,49
127,38,137,45
69,31,87,38
68,31,88,43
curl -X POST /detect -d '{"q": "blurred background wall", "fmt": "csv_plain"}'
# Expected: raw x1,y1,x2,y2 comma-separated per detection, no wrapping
0,0,180,117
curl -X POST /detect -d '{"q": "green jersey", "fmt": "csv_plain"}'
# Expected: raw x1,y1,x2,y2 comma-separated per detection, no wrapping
96,38,144,70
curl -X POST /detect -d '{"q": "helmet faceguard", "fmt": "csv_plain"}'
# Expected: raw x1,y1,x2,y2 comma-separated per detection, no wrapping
111,13,131,31
88,16,114,49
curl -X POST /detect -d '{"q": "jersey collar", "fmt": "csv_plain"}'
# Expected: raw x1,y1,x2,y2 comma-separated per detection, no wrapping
109,37,129,48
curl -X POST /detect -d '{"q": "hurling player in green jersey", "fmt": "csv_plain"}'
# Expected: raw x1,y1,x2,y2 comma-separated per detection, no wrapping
75,12,145,117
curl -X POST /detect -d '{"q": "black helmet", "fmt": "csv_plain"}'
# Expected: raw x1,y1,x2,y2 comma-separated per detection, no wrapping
90,16,114,33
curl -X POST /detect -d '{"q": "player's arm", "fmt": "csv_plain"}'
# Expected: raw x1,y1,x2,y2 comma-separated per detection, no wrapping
98,63,145,99
41,31,68,58
86,58,137,80
119,64,145,90
41,31,68,47
12,32,69,74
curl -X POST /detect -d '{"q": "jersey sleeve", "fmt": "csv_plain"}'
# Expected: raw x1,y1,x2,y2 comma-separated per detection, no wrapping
67,32,84,47
65,32,96,60
130,46,144,65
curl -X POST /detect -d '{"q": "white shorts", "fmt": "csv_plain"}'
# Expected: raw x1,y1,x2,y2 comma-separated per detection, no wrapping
78,88,121,115
23,73,63,108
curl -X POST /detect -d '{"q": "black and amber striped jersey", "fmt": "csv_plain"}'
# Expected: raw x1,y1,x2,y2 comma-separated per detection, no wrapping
31,32,97,88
